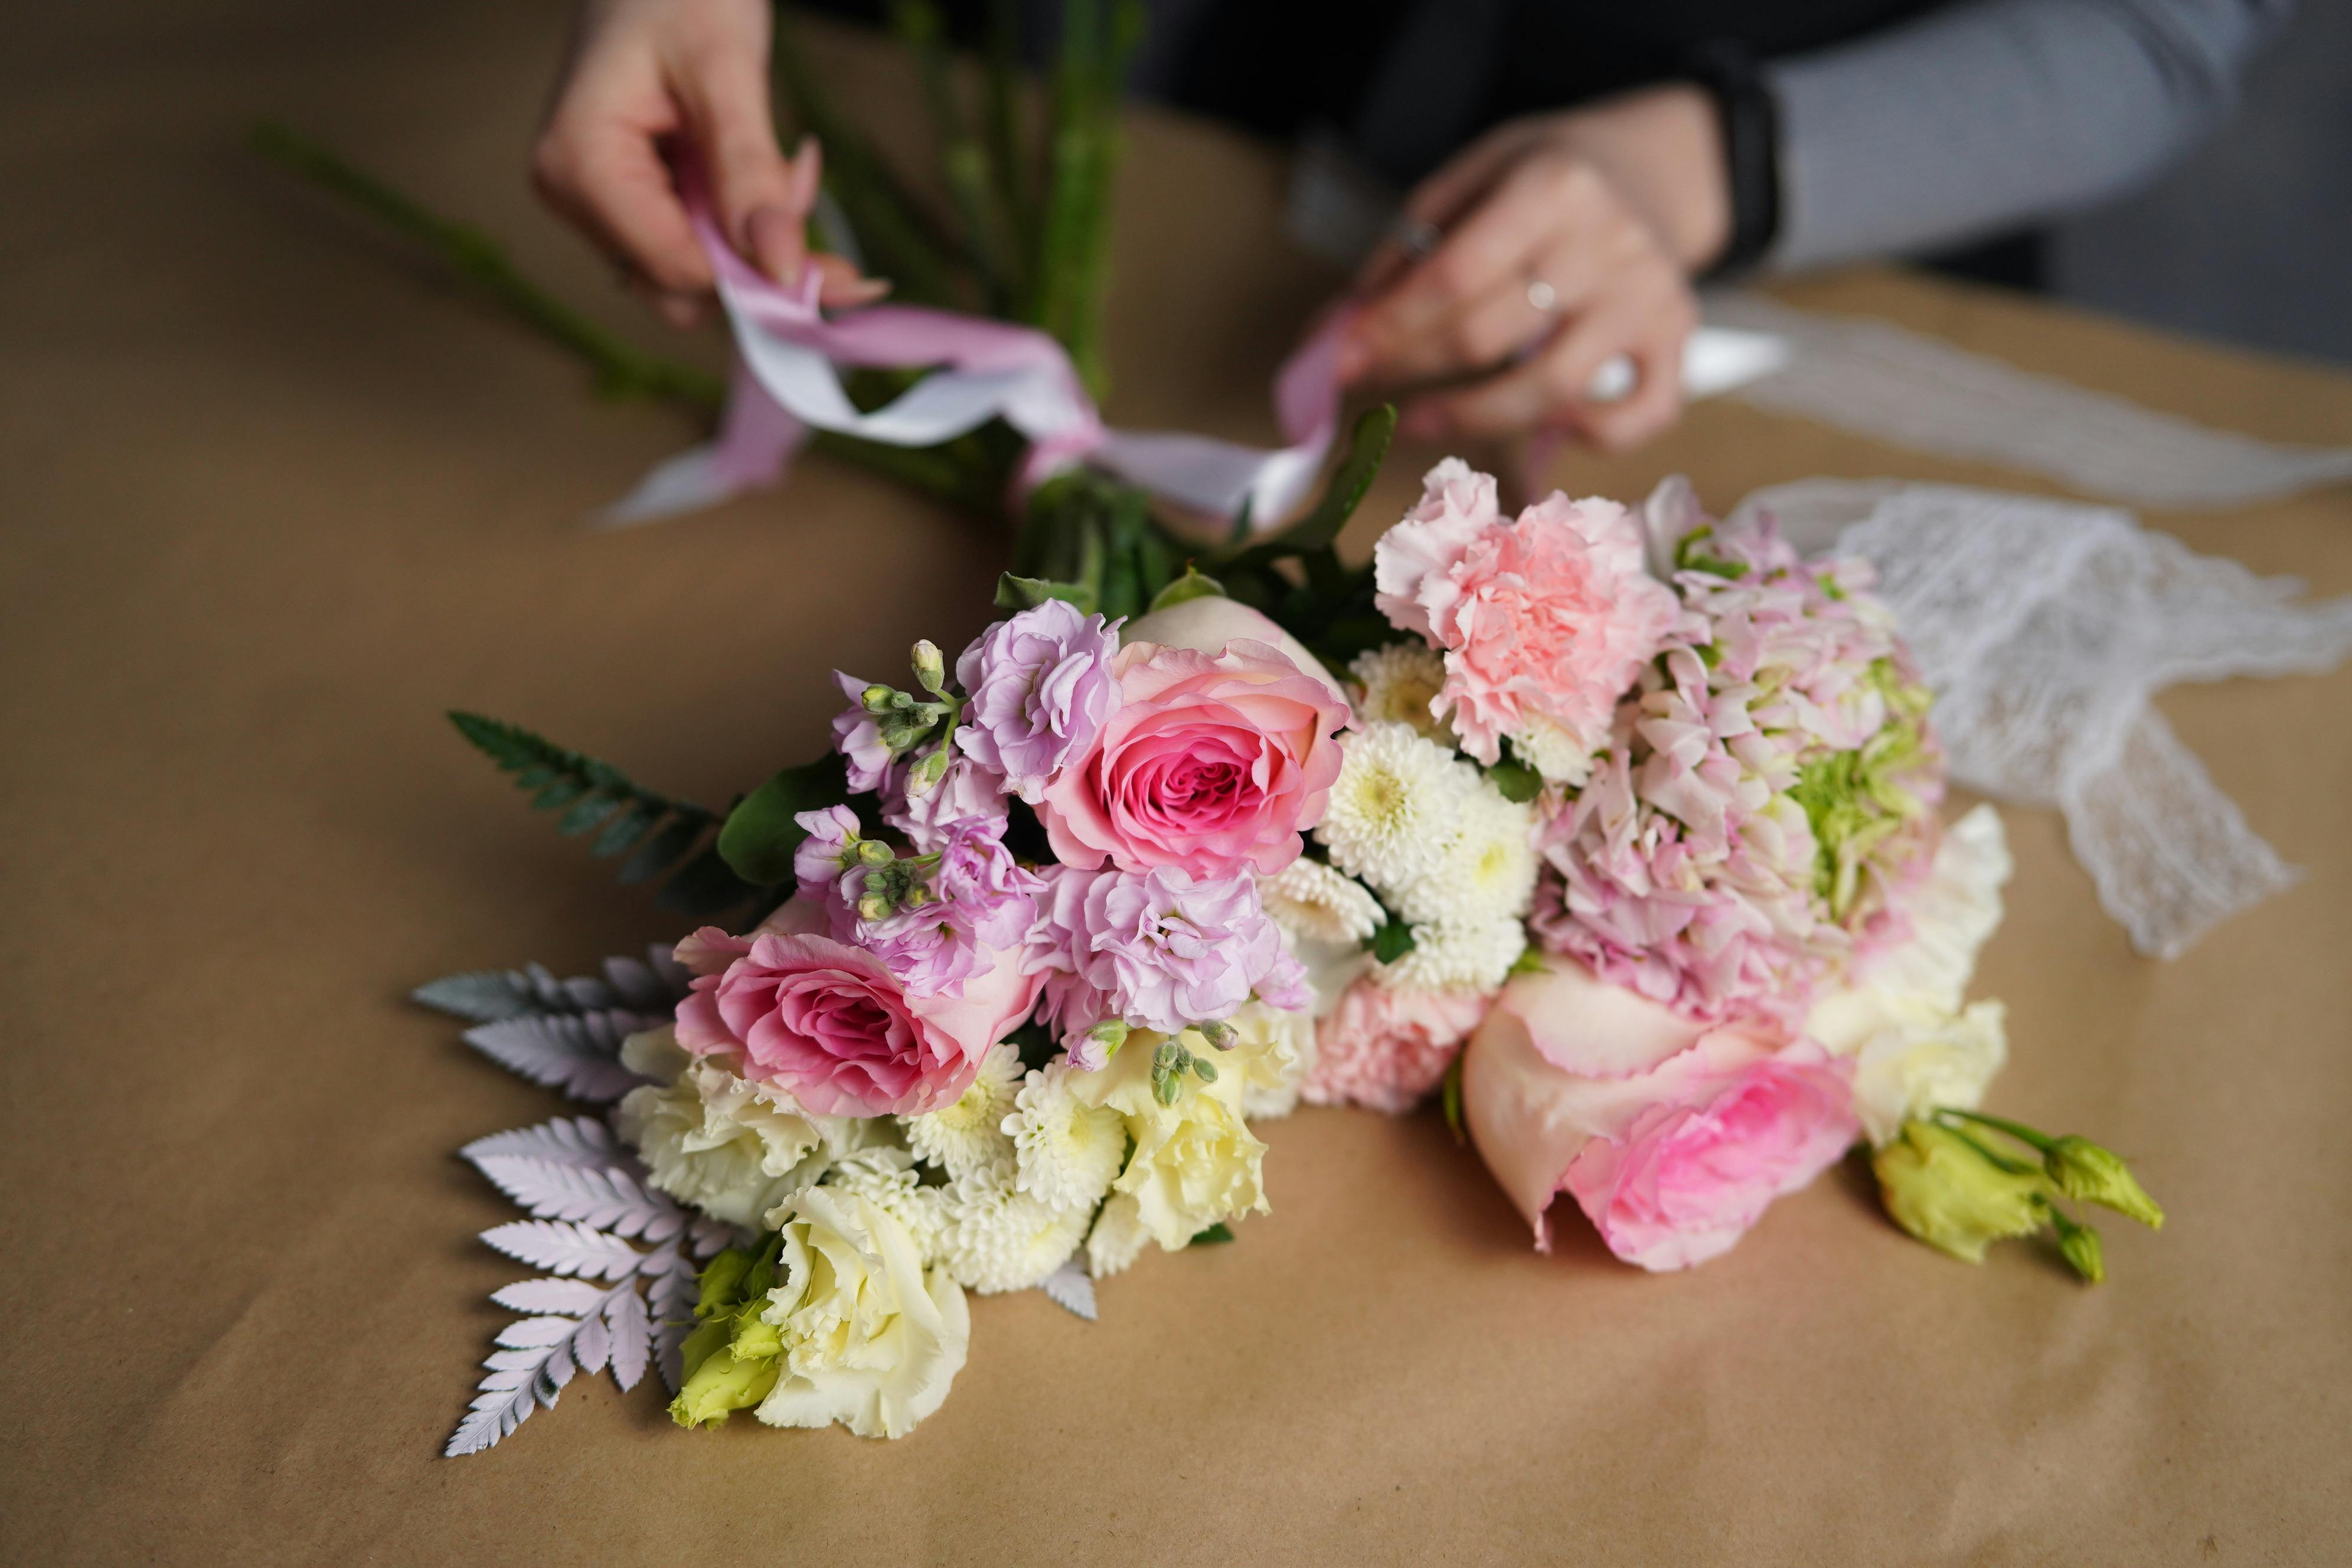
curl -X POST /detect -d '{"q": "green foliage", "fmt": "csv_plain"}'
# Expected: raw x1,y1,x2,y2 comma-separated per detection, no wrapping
717,753,851,886
1144,564,1226,613
1014,468,1185,620
1370,917,1417,965
1487,745,1543,805
447,712,760,917
1188,1223,1235,1246
1210,407,1402,668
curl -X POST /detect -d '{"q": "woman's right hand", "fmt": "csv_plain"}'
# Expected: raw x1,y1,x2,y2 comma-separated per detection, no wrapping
531,0,886,325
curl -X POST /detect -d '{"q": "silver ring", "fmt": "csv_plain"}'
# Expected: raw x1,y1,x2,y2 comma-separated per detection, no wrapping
1393,217,1442,260
1525,277,1559,315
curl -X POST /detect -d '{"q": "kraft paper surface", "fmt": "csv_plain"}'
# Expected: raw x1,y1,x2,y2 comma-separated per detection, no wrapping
5,6,2348,1563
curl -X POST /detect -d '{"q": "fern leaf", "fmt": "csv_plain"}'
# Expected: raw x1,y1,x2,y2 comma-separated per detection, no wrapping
1040,1257,1097,1321
489,1278,610,1315
606,1287,653,1391
447,711,765,914
462,1116,619,1168
569,1305,612,1377
462,1012,658,1104
479,1220,644,1280
469,1155,686,1244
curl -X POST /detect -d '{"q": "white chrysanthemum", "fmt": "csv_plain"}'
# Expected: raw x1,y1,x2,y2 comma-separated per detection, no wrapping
1259,857,1386,946
1511,715,1596,788
1317,723,1479,892
936,1172,1092,1293
1003,1059,1128,1212
1348,642,1452,744
1085,1191,1151,1279
615,1027,844,1229
1376,918,1526,994
1216,999,1316,1120
811,1146,948,1264
1392,780,1538,929
898,1041,1023,1180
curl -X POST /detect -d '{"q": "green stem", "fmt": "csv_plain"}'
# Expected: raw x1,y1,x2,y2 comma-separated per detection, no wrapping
251,122,724,417
1942,1125,2044,1180
1936,1108,2059,1155
893,0,1016,312
984,0,1035,286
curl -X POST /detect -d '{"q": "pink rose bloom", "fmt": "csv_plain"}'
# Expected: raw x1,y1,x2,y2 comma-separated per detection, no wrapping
1461,955,1856,1270
1037,607,1348,880
1301,978,1491,1114
670,899,1041,1117
1373,459,1678,769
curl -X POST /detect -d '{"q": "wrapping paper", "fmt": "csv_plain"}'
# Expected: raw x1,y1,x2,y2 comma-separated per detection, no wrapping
5,8,2349,1564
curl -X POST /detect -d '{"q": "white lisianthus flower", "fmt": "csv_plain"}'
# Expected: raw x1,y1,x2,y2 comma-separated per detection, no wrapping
615,1027,857,1229
1003,1058,1128,1211
936,1172,1093,1293
899,1040,1024,1180
753,1187,970,1440
1377,917,1527,994
1070,1028,1269,1250
1509,715,1595,788
1217,999,1317,1120
1845,997,2010,1147
1393,780,1538,929
1348,642,1452,744
815,1146,948,1263
1317,723,1478,891
1085,1191,1152,1279
1808,803,2015,1145
1259,857,1386,947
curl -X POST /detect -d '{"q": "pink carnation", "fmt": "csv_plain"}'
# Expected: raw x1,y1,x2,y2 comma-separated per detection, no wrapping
1301,978,1491,1113
671,900,1040,1117
1459,955,1856,1270
1373,459,1678,768
1037,630,1348,880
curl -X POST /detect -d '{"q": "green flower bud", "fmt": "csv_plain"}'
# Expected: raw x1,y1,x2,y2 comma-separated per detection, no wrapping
1086,1020,1129,1059
910,638,947,695
2051,1210,2105,1284
906,745,952,797
1196,1020,1237,1051
2044,1136,2164,1229
855,838,894,868
857,894,891,922
1190,1053,1219,1083
691,1247,753,1318
861,683,896,714
1873,1121,2049,1264
1152,1068,1181,1108
669,1324,781,1429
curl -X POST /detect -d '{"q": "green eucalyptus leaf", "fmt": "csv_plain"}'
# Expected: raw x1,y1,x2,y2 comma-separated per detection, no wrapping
717,752,851,887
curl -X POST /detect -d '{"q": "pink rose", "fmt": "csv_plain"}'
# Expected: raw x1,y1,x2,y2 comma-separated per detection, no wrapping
1301,978,1491,1113
1461,955,1856,1270
1037,606,1348,879
671,899,1041,1117
1373,460,1680,770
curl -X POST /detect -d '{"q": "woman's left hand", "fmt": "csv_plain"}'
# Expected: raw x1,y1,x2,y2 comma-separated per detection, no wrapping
1337,86,1732,452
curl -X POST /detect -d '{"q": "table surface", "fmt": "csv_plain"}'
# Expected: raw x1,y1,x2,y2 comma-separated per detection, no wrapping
7,6,2350,1565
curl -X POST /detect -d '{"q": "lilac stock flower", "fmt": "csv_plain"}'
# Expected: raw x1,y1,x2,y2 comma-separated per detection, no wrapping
884,754,1008,852
830,670,897,793
793,804,866,904
954,600,1121,803
1023,863,1308,1047
793,807,1041,1001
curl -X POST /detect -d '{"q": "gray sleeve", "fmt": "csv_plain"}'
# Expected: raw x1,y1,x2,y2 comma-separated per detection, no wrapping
1763,0,2294,271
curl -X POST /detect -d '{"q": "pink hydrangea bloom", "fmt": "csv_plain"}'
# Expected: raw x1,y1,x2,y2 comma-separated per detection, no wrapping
1037,635,1348,880
1373,459,1679,768
1023,863,1307,1051
1301,978,1491,1114
1460,954,1857,1269
671,912,1041,1117
1532,515,1942,1027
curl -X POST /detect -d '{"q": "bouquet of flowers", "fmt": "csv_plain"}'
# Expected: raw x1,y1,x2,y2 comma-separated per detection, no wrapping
269,1,2162,1459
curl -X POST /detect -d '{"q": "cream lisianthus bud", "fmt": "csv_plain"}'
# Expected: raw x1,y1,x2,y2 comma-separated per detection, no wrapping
1871,1121,2048,1264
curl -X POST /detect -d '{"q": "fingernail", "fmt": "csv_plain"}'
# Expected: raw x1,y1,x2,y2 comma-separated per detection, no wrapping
838,275,893,306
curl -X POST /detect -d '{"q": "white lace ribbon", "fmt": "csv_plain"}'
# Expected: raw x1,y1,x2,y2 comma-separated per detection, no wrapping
1729,479,2352,956
1709,295,2352,511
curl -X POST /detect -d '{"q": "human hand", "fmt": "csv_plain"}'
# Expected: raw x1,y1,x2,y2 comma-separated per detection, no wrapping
531,0,887,326
1337,87,1730,451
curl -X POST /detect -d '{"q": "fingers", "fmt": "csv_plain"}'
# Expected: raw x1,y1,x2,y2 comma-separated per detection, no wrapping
1401,270,1695,446
1344,151,1631,387
672,17,801,274
1354,120,1544,297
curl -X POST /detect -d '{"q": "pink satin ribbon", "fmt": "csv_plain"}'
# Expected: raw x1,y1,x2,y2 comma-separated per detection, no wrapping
603,202,1351,535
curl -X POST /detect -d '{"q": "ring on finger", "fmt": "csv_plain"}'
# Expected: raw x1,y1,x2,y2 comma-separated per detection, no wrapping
1393,217,1442,260
1525,277,1560,316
